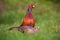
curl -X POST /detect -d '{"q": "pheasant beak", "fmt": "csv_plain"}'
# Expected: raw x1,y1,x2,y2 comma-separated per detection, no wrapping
32,5,35,8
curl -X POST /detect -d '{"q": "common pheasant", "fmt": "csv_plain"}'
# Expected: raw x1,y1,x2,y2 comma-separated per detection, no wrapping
20,4,35,27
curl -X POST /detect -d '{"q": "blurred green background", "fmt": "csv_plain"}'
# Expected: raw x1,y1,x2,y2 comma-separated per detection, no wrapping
0,0,60,40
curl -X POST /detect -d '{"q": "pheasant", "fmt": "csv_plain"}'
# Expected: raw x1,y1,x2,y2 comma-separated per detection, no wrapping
20,4,35,27
9,4,39,34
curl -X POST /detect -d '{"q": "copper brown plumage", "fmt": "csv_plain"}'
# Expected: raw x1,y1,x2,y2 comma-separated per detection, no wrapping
20,5,35,27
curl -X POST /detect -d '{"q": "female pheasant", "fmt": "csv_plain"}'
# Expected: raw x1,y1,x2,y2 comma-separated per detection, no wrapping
9,4,39,34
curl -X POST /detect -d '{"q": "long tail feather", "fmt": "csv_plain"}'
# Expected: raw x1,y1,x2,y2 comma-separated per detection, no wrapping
9,26,20,30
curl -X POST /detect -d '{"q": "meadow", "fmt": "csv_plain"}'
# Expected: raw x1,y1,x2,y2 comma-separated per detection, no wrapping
0,0,60,40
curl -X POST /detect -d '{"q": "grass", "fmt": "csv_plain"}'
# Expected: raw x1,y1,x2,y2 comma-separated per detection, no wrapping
0,0,60,40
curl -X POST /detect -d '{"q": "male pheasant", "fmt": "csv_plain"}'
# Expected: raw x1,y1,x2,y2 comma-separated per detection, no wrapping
20,4,35,27
9,4,39,34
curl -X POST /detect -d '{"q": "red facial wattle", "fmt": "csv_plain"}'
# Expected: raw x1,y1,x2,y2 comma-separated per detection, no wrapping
29,4,35,9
